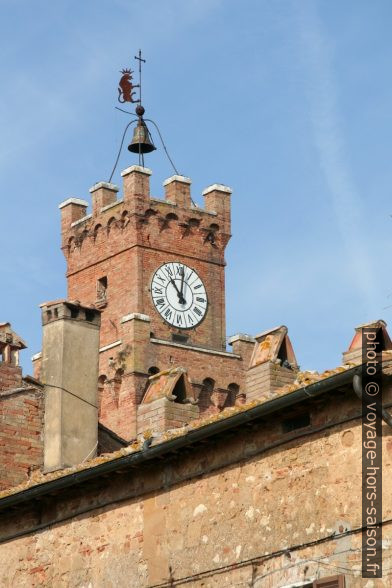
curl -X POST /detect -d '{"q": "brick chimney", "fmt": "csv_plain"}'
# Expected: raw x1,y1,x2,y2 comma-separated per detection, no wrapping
0,323,26,392
245,326,299,402
137,368,199,435
40,300,101,471
342,320,392,365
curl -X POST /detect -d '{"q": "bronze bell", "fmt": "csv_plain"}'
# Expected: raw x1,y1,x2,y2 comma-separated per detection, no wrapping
128,118,156,154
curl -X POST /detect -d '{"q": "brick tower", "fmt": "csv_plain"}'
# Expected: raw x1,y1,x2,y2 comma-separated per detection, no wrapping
59,166,250,439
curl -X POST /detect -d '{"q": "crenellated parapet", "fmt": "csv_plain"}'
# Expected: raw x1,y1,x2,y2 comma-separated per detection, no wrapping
59,166,232,276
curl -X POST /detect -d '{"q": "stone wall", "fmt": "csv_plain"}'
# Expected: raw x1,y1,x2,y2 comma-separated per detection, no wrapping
0,390,391,586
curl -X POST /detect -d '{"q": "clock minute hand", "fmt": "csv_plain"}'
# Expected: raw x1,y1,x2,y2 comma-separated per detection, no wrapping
170,278,186,304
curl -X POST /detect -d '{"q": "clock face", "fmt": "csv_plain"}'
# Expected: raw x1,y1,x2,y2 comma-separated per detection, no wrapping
151,262,208,329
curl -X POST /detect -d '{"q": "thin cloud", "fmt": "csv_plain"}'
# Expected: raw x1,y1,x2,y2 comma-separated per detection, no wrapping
295,1,378,310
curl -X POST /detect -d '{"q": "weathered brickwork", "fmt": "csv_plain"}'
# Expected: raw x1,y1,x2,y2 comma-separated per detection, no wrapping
137,397,199,434
0,389,391,586
246,361,297,402
0,323,26,392
0,362,22,392
59,168,247,439
0,387,44,490
97,335,245,439
62,170,230,353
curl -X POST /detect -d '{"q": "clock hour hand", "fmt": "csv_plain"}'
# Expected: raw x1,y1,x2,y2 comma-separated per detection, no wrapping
170,278,186,305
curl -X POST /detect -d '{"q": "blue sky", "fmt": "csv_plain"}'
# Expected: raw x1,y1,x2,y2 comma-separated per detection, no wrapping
1,0,392,374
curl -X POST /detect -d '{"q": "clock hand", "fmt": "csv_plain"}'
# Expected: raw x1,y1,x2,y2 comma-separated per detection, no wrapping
170,278,181,296
180,267,185,299
170,278,186,304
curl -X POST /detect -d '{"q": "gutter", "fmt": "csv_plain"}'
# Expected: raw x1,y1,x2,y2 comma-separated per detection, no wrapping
353,373,392,428
0,365,363,512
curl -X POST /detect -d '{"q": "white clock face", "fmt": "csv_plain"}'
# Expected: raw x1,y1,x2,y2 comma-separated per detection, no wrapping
151,262,208,329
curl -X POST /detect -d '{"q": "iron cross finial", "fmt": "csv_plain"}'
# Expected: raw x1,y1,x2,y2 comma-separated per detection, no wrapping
117,50,146,105
134,49,146,105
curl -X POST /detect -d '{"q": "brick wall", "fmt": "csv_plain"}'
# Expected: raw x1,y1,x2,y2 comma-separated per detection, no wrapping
61,169,231,355
59,169,239,440
97,339,246,440
0,387,44,490
0,362,22,392
246,361,297,402
137,397,199,435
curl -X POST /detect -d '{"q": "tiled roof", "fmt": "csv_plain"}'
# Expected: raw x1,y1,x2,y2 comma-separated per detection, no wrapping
0,362,362,502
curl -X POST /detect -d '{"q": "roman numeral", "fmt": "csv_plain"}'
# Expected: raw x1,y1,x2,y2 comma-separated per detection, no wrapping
176,314,183,325
164,308,173,319
196,297,205,303
153,287,163,295
156,273,166,284
187,314,194,325
193,306,202,316
155,298,165,307
194,283,202,290
165,266,173,277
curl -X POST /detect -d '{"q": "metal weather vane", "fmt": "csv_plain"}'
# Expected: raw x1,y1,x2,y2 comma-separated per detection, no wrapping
109,50,180,182
118,68,139,104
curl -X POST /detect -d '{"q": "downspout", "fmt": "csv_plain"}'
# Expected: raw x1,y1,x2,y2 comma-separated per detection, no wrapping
353,373,392,428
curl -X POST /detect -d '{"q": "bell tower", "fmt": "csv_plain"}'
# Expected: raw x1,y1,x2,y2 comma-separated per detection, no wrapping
57,54,248,439
61,166,232,348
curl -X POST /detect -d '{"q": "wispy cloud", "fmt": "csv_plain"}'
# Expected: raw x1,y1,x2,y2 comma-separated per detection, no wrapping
295,1,378,310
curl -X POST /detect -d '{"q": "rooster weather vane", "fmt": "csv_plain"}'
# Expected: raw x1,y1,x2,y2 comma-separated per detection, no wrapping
108,50,179,182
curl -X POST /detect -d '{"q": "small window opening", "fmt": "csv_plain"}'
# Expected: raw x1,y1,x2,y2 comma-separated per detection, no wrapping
172,376,187,404
188,217,200,227
70,307,79,319
172,333,188,344
97,277,108,303
227,383,240,406
85,310,95,322
206,232,215,244
148,366,160,376
166,212,178,221
277,338,292,370
198,377,215,411
282,412,310,433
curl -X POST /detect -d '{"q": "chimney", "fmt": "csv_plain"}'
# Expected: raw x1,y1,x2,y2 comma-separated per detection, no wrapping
0,323,26,392
245,325,299,403
40,300,101,471
137,368,199,435
342,320,392,365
